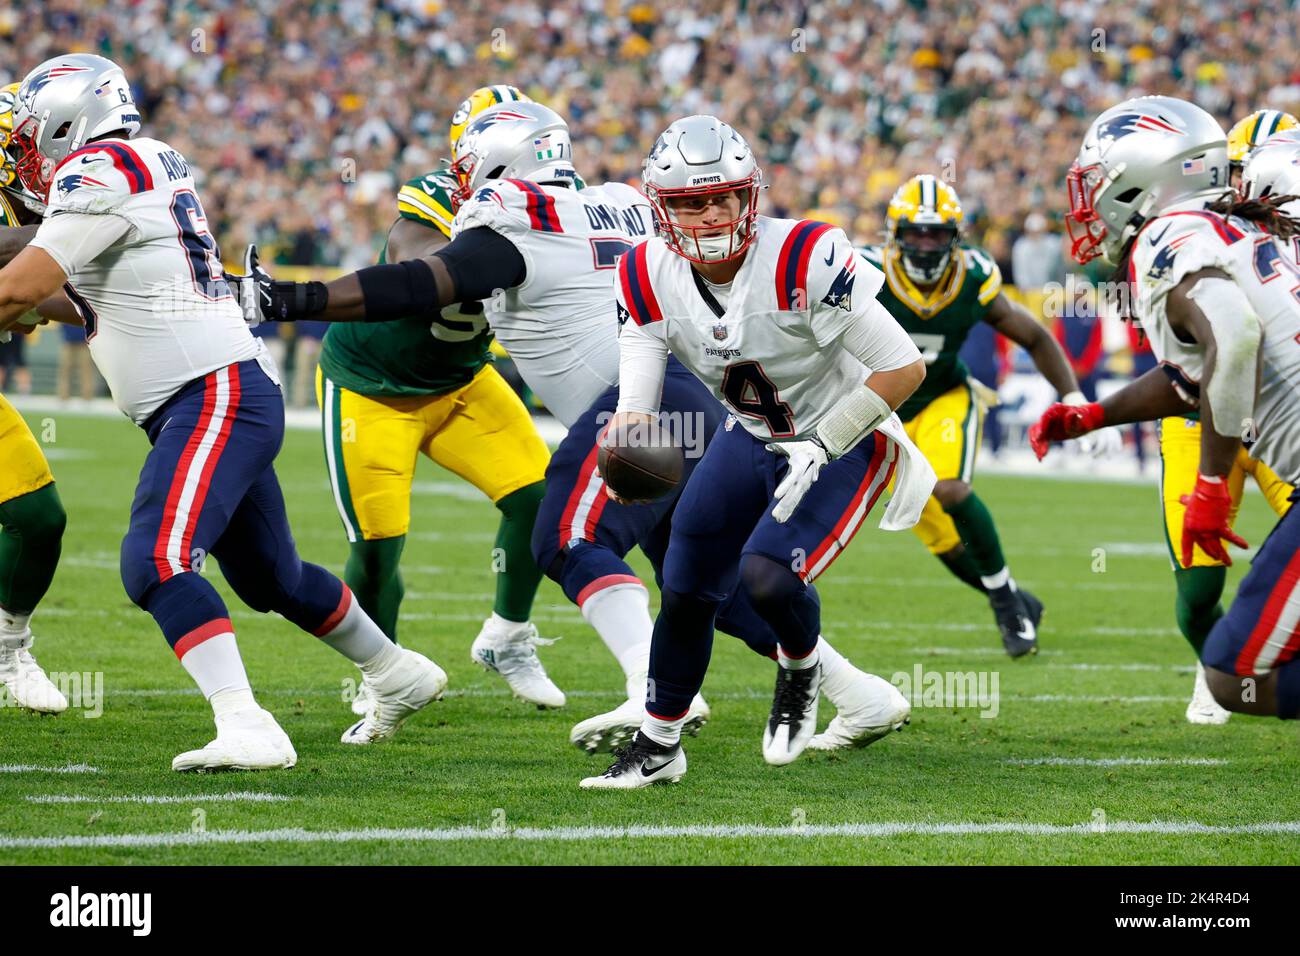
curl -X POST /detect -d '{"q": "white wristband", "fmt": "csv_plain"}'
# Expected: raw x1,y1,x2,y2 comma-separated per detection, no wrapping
815,383,892,458
1061,390,1087,406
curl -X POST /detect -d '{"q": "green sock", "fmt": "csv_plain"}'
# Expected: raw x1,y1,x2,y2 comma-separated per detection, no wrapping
493,481,546,623
1173,565,1226,655
344,535,406,642
936,545,988,595
0,481,67,616
944,492,1007,580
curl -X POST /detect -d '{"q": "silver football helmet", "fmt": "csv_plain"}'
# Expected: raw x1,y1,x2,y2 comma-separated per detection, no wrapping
449,101,576,210
1239,130,1300,202
9,54,141,204
1066,95,1228,264
641,115,762,263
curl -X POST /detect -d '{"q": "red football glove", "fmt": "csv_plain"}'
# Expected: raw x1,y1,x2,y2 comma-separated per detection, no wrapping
1028,402,1105,460
1179,474,1249,568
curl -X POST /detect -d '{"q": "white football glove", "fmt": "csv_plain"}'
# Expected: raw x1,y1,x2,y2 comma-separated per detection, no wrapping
225,244,270,328
767,439,830,524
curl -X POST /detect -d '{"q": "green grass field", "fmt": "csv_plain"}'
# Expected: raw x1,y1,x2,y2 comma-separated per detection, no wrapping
1,408,1296,865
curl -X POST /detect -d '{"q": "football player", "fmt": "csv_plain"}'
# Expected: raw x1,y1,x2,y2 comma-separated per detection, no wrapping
0,54,446,770
316,84,560,715
579,115,935,787
1226,109,1298,189
235,103,913,757
1031,95,1300,726
1034,109,1296,725
0,82,70,714
860,175,1085,657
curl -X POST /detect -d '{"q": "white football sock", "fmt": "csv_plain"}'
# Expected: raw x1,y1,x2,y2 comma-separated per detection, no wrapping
210,686,258,719
0,607,31,634
778,645,820,671
981,567,1012,592
486,611,530,636
640,710,685,747
580,582,652,682
316,593,391,664
179,630,251,700
815,637,858,702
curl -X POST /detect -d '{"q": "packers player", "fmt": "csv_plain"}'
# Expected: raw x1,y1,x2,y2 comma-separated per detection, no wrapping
316,85,560,712
0,82,69,713
861,175,1083,657
1226,109,1298,189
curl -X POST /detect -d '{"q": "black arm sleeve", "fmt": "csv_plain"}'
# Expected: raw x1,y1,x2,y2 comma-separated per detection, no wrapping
432,226,526,301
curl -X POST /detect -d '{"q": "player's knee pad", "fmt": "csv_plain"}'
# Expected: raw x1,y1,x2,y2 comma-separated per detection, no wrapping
119,532,162,608
738,553,804,612
7,483,67,543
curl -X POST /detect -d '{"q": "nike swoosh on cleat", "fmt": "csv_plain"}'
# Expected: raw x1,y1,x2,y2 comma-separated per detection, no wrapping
823,244,835,266
640,757,676,778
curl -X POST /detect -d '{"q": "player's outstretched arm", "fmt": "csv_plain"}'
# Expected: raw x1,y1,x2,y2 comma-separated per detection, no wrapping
235,226,524,325
984,293,1080,398
0,246,71,333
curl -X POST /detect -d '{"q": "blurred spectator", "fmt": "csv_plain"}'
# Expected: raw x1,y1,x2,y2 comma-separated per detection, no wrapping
57,323,98,401
1011,213,1064,289
0,331,29,394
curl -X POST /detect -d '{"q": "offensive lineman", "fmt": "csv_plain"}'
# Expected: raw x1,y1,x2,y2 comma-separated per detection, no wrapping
235,102,913,756
1030,95,1300,725
0,54,446,770
584,115,934,787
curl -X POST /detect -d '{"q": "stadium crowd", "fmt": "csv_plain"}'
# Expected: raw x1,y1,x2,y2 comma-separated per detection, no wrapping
2,0,1296,420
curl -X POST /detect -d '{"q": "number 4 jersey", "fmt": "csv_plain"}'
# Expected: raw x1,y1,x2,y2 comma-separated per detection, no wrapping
1128,207,1300,484
29,136,262,424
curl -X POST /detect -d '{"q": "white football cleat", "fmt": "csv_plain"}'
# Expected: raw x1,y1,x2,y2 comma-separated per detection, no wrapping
470,618,565,708
1186,662,1231,725
579,731,687,789
349,676,372,717
809,672,911,751
342,647,447,744
570,690,709,754
172,707,296,772
0,630,68,715
762,662,821,766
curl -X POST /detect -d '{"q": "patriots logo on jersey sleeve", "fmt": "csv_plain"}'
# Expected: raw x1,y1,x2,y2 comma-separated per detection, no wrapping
1146,234,1193,281
56,173,108,197
474,186,505,208
820,256,856,311
616,302,631,326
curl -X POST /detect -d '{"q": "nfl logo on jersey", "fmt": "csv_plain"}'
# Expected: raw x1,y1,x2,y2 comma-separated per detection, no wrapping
712,322,728,341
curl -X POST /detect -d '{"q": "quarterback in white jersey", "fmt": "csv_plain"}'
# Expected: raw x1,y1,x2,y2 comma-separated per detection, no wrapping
581,115,931,789
0,54,446,770
1032,95,1300,725
240,103,915,762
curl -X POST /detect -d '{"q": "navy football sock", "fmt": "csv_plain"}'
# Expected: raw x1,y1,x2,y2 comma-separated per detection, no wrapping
647,588,717,719
738,553,820,659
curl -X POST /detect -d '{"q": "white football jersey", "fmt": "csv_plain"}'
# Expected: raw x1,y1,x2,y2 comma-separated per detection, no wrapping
451,179,655,426
1129,206,1300,483
30,136,262,424
614,216,902,441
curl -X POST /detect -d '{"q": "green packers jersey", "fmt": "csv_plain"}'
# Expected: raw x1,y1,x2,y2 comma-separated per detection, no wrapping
859,243,1002,422
318,169,493,398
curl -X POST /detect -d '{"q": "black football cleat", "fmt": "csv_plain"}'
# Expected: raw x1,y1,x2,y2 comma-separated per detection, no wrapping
579,731,686,789
990,585,1038,658
762,662,822,765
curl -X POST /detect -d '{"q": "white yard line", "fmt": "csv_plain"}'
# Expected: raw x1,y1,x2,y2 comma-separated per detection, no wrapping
25,792,294,805
1006,757,1229,766
0,764,99,774
2,819,1297,850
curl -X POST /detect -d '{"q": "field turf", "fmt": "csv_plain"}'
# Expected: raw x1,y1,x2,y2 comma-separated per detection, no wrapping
1,408,1296,865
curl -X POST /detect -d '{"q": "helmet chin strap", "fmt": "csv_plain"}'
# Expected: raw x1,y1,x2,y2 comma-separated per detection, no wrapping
902,250,950,285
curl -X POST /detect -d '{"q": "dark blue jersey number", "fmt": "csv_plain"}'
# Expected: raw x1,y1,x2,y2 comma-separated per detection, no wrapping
171,190,230,300
721,361,795,437
590,237,634,270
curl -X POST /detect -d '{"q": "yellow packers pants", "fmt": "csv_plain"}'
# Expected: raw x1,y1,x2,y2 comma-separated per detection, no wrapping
1158,415,1294,567
0,393,54,505
317,365,550,542
889,382,982,555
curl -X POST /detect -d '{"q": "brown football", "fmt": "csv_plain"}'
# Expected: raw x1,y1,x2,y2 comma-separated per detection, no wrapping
597,421,684,503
